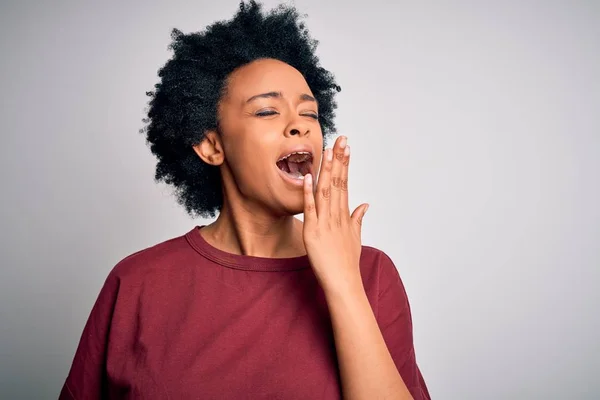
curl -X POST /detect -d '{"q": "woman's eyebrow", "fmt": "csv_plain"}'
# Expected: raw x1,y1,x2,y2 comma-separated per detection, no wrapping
245,92,317,104
246,91,281,103
299,93,317,104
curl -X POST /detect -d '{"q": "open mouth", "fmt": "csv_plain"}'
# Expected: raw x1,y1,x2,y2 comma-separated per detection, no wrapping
276,151,313,180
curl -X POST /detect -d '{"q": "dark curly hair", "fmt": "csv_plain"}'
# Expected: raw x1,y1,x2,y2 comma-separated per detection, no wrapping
141,0,341,218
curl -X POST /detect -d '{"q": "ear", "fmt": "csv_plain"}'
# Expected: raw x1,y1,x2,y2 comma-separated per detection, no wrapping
193,130,225,166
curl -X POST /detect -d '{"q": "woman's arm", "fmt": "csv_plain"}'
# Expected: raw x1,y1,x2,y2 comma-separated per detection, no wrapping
324,280,413,400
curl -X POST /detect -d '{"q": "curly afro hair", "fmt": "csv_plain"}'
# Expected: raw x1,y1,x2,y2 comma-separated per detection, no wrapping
141,0,341,218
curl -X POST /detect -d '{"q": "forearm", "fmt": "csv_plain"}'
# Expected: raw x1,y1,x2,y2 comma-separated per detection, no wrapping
325,280,413,400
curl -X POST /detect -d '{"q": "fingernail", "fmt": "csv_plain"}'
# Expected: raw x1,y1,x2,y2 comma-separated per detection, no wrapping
365,204,370,213
345,145,350,156
339,136,347,148
326,148,333,161
305,173,312,185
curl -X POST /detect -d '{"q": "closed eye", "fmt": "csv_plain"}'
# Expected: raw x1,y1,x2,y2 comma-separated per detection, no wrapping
255,110,318,119
256,110,279,117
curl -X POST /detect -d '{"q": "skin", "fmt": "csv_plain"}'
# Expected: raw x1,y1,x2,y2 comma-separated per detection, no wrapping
193,58,413,399
194,58,320,258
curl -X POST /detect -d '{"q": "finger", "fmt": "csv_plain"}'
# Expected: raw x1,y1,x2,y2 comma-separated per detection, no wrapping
330,136,347,221
315,147,333,217
303,173,317,226
351,203,369,233
340,144,350,216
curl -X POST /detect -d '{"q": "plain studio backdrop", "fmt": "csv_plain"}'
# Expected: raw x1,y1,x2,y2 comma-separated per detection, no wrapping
1,0,598,398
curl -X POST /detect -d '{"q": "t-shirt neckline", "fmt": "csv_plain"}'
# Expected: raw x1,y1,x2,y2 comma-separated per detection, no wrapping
185,226,311,272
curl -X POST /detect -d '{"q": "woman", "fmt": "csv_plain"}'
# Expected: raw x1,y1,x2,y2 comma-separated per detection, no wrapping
60,1,430,399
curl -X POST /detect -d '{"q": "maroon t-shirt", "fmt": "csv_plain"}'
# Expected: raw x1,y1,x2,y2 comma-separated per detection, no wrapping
60,227,429,399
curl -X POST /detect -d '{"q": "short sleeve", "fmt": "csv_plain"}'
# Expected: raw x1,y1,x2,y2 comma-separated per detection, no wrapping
377,253,431,400
59,272,120,400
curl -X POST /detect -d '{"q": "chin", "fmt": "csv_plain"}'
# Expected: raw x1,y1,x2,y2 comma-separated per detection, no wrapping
273,196,305,217
284,203,305,217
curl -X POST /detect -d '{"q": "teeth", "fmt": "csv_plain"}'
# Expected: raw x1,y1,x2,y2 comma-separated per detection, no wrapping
278,151,310,162
281,170,306,180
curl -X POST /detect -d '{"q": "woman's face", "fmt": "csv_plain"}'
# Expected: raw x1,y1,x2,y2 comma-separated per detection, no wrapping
211,58,324,216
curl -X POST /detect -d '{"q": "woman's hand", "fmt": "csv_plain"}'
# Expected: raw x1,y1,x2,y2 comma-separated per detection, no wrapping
302,136,369,294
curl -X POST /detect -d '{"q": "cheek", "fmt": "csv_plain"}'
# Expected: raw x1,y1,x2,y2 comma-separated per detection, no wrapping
223,135,277,190
316,133,324,150
227,145,270,177
313,129,324,152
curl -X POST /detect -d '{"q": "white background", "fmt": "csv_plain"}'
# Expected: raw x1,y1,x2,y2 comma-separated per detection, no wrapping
1,0,598,398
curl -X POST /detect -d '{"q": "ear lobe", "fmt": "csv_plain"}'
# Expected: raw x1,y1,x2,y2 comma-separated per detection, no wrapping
193,130,224,166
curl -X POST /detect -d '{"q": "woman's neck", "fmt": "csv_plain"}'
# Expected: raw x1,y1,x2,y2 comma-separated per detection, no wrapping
200,199,306,259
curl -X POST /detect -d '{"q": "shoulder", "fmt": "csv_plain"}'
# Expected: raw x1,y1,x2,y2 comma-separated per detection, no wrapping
360,245,394,265
107,231,192,282
360,245,399,277
359,245,405,296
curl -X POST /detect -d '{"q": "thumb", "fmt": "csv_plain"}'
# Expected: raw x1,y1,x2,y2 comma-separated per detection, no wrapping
351,203,369,229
